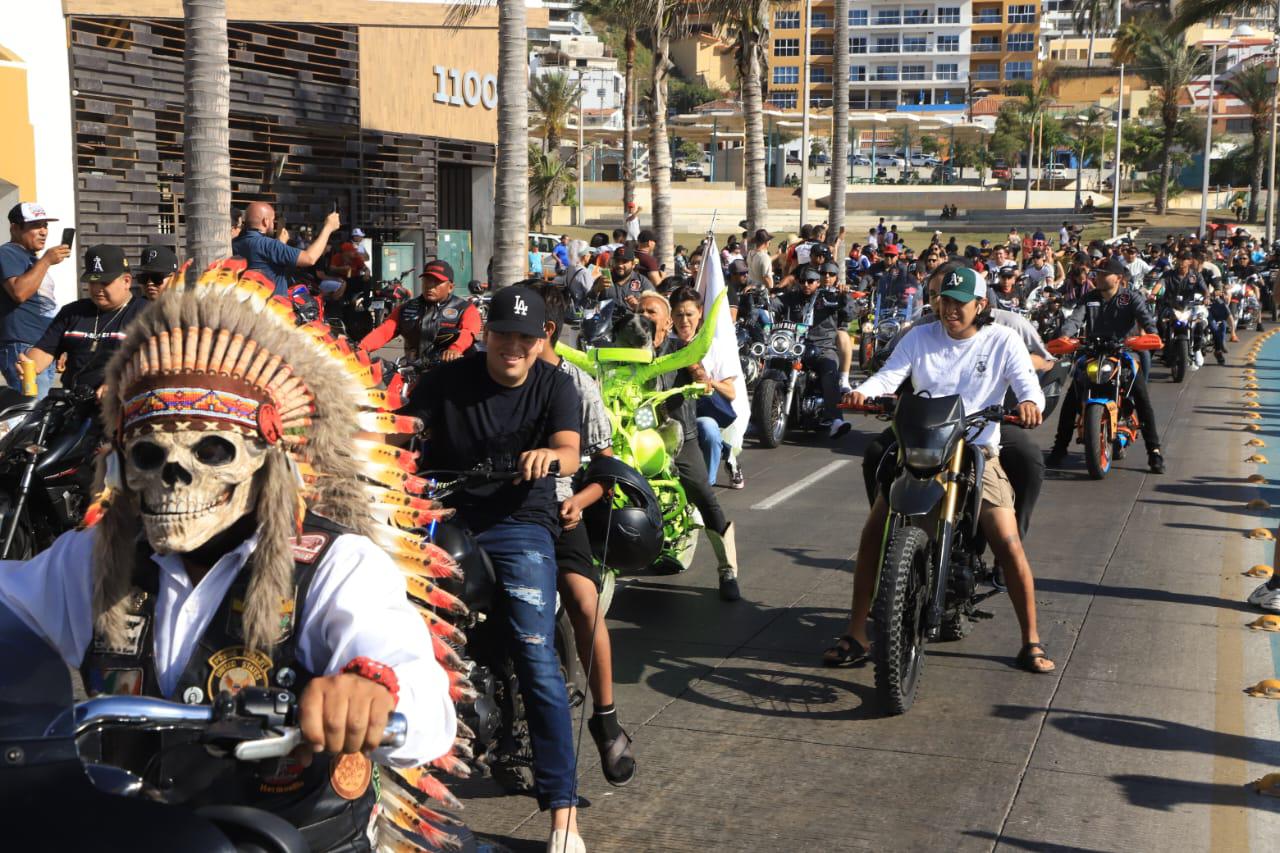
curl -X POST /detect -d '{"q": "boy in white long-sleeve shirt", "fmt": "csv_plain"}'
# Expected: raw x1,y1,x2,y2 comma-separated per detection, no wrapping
838,267,1055,674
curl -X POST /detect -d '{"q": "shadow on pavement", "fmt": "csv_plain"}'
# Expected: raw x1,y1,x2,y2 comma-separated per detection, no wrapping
1110,774,1280,814
963,830,1113,852
1032,577,1255,613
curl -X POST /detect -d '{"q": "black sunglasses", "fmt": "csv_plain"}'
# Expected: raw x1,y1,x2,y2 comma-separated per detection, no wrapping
138,272,170,285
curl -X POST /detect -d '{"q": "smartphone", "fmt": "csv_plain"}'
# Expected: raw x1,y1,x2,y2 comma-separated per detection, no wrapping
332,199,340,214
60,228,75,247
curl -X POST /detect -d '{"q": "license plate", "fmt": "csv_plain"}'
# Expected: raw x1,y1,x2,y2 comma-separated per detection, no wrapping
371,300,385,312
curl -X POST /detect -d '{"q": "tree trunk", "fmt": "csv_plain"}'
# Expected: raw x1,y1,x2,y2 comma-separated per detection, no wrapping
493,0,529,287
829,0,848,241
1024,133,1034,210
1250,127,1266,222
1156,120,1176,215
648,8,674,271
1086,31,1095,69
182,0,231,277
742,3,768,234
623,30,637,217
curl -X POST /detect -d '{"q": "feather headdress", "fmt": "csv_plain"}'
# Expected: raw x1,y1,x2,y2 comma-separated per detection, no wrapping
93,260,470,852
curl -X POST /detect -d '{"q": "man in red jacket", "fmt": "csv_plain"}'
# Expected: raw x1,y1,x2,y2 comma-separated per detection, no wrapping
359,259,481,362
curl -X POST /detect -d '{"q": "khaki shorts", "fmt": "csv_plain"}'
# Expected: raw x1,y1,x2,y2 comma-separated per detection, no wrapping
980,451,1016,510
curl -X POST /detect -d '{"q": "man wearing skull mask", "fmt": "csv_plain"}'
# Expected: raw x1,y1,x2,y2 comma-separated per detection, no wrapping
0,262,461,851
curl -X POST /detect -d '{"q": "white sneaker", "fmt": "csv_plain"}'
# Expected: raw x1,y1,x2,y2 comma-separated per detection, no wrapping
838,375,854,394
1248,582,1280,612
548,830,586,853
829,418,852,439
1193,351,1204,368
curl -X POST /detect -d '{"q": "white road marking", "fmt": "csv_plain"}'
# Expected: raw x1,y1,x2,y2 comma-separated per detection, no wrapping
751,460,850,510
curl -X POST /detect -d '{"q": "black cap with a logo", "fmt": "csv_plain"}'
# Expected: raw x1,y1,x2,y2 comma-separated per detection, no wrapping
486,285,547,338
81,245,130,283
138,245,179,274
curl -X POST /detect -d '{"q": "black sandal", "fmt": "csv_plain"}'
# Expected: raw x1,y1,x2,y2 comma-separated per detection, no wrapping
822,635,870,667
1015,642,1055,674
588,716,636,787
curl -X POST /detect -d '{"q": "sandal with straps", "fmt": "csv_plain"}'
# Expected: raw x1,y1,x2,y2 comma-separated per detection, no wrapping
822,635,870,667
1015,642,1055,674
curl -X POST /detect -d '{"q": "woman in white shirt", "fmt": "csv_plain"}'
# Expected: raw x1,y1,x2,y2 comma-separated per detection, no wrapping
670,287,750,489
841,267,1055,674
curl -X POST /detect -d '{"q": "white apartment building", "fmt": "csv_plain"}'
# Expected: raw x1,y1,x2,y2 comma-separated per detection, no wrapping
530,34,626,132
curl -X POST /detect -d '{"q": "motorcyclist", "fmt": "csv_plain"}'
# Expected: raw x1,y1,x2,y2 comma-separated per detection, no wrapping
991,267,1023,310
636,291,742,601
835,266,1055,675
874,244,919,304
772,265,856,438
1047,258,1165,473
600,243,655,310
358,259,481,363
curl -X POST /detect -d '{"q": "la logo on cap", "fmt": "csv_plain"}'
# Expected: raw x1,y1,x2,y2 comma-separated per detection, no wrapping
513,295,528,316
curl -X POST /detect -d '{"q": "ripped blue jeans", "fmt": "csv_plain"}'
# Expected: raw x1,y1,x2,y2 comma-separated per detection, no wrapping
476,520,576,810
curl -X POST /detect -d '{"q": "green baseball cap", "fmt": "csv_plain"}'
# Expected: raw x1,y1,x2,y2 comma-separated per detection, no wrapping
939,266,988,303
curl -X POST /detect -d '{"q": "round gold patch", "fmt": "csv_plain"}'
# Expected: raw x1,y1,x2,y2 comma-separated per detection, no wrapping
331,752,372,800
207,646,273,699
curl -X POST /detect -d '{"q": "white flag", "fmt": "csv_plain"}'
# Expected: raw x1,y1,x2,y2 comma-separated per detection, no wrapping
695,235,750,451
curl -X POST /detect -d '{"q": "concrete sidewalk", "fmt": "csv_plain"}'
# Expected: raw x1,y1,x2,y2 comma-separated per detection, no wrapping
458,329,1280,852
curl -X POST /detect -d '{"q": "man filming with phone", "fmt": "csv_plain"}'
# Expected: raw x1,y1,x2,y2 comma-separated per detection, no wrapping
1,203,70,399
231,201,339,297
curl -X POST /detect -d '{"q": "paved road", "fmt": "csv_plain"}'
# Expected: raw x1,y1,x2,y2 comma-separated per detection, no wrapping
459,329,1280,852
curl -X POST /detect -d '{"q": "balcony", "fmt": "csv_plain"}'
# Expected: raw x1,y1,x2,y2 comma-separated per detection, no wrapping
973,12,1002,24
973,69,1000,81
810,14,833,29
937,13,961,24
903,13,933,25
873,14,902,26
973,43,1002,53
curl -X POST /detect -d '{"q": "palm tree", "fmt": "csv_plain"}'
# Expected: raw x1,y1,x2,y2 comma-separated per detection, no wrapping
1070,0,1116,67
721,0,770,234
493,0,529,287
1013,80,1053,210
530,71,582,156
644,0,694,271
828,0,848,239
1223,63,1274,222
577,0,648,217
1065,106,1108,210
529,144,574,231
182,0,231,275
1125,30,1205,214
1170,0,1253,32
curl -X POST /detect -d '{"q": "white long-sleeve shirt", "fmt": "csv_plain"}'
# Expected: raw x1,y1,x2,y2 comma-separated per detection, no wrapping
0,527,456,768
855,321,1044,448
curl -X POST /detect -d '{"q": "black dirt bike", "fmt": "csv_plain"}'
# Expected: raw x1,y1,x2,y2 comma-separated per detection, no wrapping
423,466,583,795
845,393,1030,715
0,386,103,559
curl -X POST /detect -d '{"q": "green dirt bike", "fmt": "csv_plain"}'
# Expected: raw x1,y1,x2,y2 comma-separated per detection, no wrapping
558,293,724,575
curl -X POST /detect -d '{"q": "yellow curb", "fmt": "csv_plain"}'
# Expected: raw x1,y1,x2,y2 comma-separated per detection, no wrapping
1245,401,1262,409
1248,474,1268,483
1245,564,1274,578
1245,383,1260,390
1245,679,1280,699
1249,528,1275,540
1245,412,1263,419
1248,499,1272,510
1253,773,1280,797
1245,391,1259,398
1246,424,1263,431
1249,615,1280,632
1247,439,1267,447
1246,455,1269,463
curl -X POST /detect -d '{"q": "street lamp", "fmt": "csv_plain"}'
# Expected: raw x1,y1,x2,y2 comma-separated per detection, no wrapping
1199,25,1254,236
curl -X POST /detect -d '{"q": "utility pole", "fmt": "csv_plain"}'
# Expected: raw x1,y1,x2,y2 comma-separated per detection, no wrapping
799,0,813,229
576,69,585,227
1199,44,1219,238
1267,11,1280,238
1112,63,1125,241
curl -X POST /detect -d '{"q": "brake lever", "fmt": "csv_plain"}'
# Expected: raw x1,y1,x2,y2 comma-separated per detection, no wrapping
233,713,408,761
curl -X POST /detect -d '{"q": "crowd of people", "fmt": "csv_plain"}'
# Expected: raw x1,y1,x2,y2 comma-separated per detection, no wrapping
3,194,1280,853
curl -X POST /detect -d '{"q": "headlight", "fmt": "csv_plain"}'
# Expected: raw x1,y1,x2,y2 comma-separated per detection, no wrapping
903,447,947,471
876,320,900,339
1173,309,1191,322
0,413,25,446
634,404,658,430
749,342,767,357
769,331,796,356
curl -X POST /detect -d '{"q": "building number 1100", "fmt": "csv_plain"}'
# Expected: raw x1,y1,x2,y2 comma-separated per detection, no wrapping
433,65,499,110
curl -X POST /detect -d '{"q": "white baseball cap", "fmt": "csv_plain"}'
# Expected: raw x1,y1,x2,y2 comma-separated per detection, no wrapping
7,202,59,226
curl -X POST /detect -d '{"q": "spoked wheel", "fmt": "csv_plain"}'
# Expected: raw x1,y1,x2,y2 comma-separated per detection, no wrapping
1083,403,1112,480
1168,338,1187,383
872,524,932,715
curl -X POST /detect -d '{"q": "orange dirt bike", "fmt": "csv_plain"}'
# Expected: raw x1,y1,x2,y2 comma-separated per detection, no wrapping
1047,332,1163,480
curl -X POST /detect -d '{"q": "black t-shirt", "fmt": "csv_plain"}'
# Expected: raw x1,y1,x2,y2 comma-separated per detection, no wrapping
34,296,147,389
653,336,697,439
404,354,581,533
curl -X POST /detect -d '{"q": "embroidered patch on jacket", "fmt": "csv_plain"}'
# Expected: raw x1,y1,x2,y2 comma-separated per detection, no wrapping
207,646,273,698
289,532,330,564
441,307,459,320
331,752,373,800
91,613,149,657
96,667,144,696
227,591,296,641
259,756,308,795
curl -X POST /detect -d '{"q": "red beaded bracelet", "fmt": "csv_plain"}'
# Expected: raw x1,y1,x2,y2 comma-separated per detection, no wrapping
342,657,400,707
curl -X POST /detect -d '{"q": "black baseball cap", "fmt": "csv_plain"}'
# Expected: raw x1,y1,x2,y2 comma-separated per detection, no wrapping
801,267,822,282
138,245,178,274
1103,256,1131,281
821,262,841,276
486,285,547,338
998,266,1018,278
810,243,832,261
727,259,749,276
611,244,636,262
421,259,455,284
81,244,130,282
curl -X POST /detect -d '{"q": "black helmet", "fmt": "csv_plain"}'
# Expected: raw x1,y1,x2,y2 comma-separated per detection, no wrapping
581,456,664,572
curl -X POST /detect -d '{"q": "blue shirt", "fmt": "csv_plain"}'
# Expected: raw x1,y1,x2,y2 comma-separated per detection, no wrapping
0,242,58,344
553,244,570,269
231,229,302,297
528,251,544,276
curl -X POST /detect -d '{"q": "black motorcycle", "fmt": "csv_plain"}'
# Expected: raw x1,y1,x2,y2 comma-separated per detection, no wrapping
0,386,102,559
0,599,410,852
423,467,582,795
342,275,412,343
845,394,1030,715
736,286,771,393
1158,292,1209,383
751,320,824,448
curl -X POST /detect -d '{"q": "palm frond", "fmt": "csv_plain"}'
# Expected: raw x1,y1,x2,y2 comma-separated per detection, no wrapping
1170,0,1259,33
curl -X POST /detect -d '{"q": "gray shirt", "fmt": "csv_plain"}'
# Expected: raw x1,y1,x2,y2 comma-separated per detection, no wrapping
554,358,613,501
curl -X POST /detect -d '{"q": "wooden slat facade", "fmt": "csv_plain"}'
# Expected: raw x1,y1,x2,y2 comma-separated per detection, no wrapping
69,16,495,266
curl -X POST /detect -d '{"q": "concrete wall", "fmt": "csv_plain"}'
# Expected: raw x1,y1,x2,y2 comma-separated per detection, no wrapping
0,9,78,306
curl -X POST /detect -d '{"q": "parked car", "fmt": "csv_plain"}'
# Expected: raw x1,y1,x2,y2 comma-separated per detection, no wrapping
874,153,906,168
931,164,956,183
909,153,939,167
682,163,705,177
1044,163,1069,179
992,162,1011,180
851,153,871,166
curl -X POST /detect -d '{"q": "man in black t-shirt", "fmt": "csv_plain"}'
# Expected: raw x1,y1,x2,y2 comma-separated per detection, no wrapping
602,243,656,310
403,285,586,849
18,245,145,391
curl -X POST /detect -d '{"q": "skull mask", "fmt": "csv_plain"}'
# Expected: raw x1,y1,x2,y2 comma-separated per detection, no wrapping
124,431,268,554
